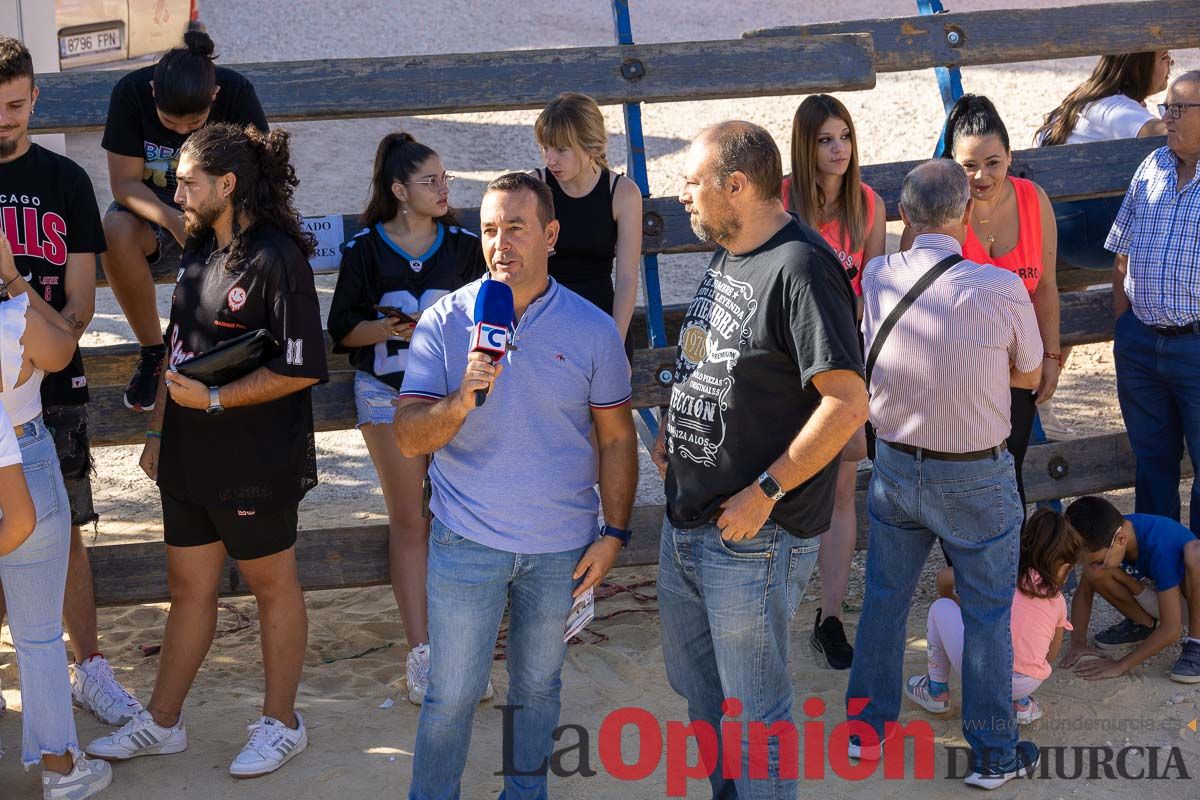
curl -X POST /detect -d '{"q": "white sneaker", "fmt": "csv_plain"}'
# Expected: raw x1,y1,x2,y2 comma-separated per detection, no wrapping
1014,695,1043,725
1037,401,1081,441
905,675,950,713
85,709,187,760
229,713,307,778
72,656,143,726
41,754,112,800
406,644,495,705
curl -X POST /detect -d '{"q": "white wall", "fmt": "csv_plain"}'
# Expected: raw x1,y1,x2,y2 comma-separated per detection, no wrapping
0,0,66,154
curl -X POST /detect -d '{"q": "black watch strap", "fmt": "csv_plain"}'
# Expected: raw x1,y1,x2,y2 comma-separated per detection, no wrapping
600,524,631,548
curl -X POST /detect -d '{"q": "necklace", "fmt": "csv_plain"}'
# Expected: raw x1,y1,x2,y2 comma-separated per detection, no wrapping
972,181,1010,244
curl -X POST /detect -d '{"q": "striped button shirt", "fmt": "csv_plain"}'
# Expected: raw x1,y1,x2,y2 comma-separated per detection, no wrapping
862,234,1043,452
1105,146,1200,327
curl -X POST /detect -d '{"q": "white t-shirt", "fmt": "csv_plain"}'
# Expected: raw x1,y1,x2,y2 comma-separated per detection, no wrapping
1065,94,1155,144
0,403,20,469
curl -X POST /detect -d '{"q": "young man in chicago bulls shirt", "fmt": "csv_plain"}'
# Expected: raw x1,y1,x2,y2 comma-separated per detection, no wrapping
86,123,327,779
0,36,143,736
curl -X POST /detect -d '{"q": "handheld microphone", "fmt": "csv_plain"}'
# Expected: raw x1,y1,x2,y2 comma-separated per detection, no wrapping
469,279,514,407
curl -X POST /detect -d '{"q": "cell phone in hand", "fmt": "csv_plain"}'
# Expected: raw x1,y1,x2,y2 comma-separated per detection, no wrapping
373,305,417,324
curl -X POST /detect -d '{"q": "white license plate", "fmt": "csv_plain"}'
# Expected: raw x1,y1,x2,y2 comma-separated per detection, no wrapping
59,28,122,60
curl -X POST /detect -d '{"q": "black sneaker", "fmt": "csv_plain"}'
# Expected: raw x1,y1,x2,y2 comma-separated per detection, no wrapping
1169,640,1200,684
1095,617,1157,650
123,345,165,412
964,740,1040,789
811,609,854,670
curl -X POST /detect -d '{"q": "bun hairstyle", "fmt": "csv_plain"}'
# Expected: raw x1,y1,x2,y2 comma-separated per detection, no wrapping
153,30,218,116
534,92,610,170
940,94,1011,159
361,131,457,227
179,123,315,262
1018,509,1083,599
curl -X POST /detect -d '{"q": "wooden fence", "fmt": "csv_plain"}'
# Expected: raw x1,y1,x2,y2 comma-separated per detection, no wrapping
24,1,1198,604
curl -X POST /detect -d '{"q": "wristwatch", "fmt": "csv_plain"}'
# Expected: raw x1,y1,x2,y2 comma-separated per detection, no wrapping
206,386,224,416
757,471,786,501
599,524,631,549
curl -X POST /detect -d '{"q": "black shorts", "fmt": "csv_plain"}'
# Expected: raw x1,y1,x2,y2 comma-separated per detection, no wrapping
160,488,299,561
43,404,98,527
106,201,184,267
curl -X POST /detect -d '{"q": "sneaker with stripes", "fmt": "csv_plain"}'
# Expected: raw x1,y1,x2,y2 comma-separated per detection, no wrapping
84,709,187,760
41,754,112,800
229,713,308,778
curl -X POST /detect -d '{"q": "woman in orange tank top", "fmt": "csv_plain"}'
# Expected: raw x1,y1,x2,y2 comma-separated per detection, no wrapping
782,94,884,670
901,95,1060,508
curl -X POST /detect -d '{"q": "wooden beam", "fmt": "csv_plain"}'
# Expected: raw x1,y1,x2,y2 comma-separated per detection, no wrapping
744,0,1200,72
32,34,874,135
88,432,1189,606
83,346,677,447
95,137,1157,288
90,503,669,607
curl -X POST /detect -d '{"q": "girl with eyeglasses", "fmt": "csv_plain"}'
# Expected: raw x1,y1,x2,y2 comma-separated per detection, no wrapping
327,132,487,705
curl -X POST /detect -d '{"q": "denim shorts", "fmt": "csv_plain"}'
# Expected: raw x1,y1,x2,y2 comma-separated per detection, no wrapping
354,371,400,428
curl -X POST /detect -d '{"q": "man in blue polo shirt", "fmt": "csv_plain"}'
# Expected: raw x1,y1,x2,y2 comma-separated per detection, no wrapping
395,172,638,800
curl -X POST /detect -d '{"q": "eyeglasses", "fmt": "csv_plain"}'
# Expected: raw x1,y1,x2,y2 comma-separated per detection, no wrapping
1091,525,1123,569
404,173,456,189
1157,103,1200,120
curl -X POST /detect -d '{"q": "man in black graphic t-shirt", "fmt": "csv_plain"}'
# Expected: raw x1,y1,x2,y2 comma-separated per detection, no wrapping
99,31,268,412
0,36,145,735
651,122,867,799
87,123,326,779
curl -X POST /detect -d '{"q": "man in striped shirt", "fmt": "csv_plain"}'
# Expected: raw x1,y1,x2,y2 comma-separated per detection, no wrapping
1107,71,1200,536
845,160,1042,790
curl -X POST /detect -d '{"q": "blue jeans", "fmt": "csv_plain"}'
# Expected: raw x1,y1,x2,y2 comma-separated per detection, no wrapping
0,417,75,766
658,518,819,800
846,441,1021,772
1114,309,1200,534
408,518,588,800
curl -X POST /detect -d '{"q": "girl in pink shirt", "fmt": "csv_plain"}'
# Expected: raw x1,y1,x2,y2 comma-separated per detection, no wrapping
907,510,1080,723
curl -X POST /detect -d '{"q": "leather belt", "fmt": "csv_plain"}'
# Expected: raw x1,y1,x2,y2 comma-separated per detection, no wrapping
13,424,24,438
1153,321,1200,337
883,440,1007,462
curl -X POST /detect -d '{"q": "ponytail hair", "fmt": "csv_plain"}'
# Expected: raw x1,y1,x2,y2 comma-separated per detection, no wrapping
941,94,1011,159
153,30,218,116
1018,509,1083,599
180,123,315,262
361,132,458,227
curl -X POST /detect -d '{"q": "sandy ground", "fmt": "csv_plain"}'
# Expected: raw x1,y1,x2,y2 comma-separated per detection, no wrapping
3,0,1200,796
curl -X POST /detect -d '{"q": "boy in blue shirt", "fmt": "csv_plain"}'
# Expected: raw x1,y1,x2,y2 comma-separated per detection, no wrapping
1061,496,1200,683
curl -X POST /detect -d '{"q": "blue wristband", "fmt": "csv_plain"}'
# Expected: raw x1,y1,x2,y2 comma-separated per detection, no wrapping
600,524,631,548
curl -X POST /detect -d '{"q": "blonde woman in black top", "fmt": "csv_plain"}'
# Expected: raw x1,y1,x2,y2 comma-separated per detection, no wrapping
534,93,642,354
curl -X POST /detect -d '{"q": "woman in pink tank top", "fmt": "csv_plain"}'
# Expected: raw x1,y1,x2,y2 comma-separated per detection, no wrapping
782,94,884,670
902,94,1060,508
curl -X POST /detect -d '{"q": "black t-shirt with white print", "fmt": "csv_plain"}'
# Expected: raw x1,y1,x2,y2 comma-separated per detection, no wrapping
0,143,106,407
101,65,268,206
327,223,487,390
159,225,328,509
665,217,862,539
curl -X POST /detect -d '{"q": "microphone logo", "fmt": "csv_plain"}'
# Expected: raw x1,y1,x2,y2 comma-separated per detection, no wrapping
470,322,508,358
